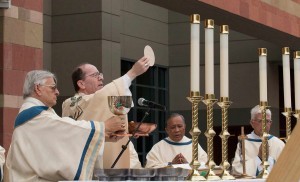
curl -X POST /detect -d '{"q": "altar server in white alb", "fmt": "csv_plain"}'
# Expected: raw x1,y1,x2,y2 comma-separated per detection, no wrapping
6,70,126,181
62,57,150,169
231,105,285,177
145,113,207,168
0,146,5,182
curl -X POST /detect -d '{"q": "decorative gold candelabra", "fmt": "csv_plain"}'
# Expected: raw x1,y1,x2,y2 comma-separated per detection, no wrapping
282,108,293,141
186,91,206,181
203,94,220,180
293,110,300,122
257,102,270,179
217,97,235,180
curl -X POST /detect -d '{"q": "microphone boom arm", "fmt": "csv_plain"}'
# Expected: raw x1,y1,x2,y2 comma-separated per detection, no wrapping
111,107,151,168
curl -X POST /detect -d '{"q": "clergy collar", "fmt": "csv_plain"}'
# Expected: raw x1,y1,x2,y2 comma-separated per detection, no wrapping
247,131,274,142
76,92,86,96
250,131,261,139
163,136,192,146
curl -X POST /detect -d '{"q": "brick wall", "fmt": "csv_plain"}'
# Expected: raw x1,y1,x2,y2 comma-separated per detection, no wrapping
0,0,43,151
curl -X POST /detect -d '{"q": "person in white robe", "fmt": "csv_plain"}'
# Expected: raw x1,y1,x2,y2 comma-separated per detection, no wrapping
145,113,207,168
6,70,126,181
231,105,285,177
0,145,4,181
62,57,149,169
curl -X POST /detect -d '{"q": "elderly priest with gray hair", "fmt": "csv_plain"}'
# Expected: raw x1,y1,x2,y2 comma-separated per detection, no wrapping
231,105,285,177
6,70,126,181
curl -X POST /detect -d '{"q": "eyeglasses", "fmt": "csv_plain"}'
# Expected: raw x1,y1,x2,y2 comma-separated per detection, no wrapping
39,84,57,91
85,72,103,79
255,119,272,123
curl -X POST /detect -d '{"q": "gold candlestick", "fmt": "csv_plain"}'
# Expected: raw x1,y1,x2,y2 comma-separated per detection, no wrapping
217,97,235,180
202,94,220,180
186,91,206,181
236,127,254,179
293,110,300,122
257,101,270,179
282,108,293,142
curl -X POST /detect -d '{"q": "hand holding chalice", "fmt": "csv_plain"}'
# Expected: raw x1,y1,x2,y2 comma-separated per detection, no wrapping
107,96,132,140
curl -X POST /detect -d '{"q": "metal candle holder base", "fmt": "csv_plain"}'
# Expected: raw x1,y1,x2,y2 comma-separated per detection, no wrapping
203,94,220,180
293,110,300,122
282,108,293,142
186,91,206,181
257,102,270,179
217,97,235,180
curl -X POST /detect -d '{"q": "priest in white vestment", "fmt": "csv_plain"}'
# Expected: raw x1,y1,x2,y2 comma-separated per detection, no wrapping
6,70,126,181
231,105,285,177
0,146,4,181
62,57,150,169
145,113,207,168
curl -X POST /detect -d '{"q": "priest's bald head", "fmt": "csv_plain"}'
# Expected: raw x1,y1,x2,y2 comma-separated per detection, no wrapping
71,63,104,95
165,113,186,142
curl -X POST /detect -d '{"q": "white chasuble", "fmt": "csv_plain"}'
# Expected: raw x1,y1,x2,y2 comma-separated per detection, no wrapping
6,97,105,181
62,77,131,169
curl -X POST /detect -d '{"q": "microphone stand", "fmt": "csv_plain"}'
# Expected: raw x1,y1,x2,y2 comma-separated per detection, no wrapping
111,107,151,168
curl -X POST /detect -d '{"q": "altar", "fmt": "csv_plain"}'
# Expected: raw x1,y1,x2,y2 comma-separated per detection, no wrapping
88,168,265,181
60,168,265,181
93,168,188,181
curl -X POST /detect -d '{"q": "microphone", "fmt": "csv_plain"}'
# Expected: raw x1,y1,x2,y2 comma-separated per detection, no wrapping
138,98,166,111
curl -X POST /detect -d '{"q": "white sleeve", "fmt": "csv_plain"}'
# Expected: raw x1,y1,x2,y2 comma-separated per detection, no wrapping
145,144,167,168
122,74,134,107
122,74,132,89
231,142,257,177
129,142,142,169
256,156,275,175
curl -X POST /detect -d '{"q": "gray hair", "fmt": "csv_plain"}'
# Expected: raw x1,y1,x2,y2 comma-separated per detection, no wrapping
250,105,271,120
166,113,186,127
23,70,57,99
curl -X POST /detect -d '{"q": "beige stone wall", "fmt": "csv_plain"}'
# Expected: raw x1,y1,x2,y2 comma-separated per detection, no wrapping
121,0,169,66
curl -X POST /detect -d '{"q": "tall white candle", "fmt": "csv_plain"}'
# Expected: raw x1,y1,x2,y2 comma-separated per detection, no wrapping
294,51,300,110
190,14,200,92
282,47,291,108
259,48,268,102
205,19,214,94
220,25,229,98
